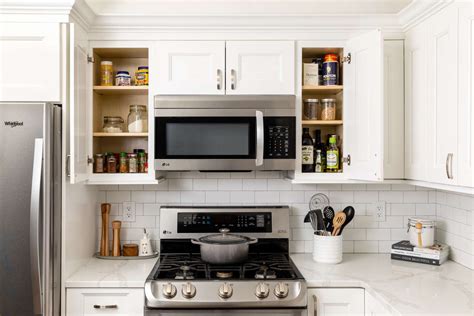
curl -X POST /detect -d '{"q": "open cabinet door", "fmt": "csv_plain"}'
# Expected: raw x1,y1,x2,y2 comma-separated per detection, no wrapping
344,29,384,181
68,23,90,184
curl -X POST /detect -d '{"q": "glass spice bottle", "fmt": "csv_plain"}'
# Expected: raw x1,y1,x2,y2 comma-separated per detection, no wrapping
94,154,104,173
128,153,138,173
138,152,146,173
107,154,117,173
119,152,128,173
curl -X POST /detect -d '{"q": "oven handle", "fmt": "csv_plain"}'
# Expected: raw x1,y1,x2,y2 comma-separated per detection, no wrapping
255,110,264,166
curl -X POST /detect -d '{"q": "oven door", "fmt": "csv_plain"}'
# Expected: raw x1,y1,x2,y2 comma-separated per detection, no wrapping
145,308,306,316
155,109,263,171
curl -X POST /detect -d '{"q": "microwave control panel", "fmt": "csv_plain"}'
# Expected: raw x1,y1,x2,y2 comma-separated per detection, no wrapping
264,117,296,159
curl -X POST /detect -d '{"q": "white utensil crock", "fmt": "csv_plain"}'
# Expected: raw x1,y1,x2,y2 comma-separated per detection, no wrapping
313,234,343,264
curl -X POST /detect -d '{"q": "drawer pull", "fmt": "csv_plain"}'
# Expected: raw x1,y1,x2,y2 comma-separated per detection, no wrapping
93,304,118,309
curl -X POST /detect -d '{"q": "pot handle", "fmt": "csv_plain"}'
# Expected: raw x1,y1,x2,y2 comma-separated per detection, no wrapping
191,239,202,245
248,237,258,244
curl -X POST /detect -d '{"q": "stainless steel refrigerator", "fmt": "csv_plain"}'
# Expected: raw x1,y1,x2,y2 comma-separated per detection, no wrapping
0,103,62,316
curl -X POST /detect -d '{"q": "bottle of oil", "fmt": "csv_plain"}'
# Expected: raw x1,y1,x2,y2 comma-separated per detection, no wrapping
314,130,326,172
326,135,339,172
302,128,314,172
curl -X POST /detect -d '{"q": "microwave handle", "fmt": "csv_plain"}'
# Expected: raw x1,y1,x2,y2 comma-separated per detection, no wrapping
256,111,264,166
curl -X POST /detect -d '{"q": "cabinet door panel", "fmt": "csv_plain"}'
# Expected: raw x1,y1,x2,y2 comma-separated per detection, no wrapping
155,41,225,95
308,288,364,316
344,29,384,181
426,5,458,185
0,23,60,101
225,41,295,95
404,23,428,181
383,40,404,179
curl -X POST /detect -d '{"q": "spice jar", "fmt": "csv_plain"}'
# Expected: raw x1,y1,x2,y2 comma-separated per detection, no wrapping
320,99,336,120
107,154,117,173
138,152,146,173
303,99,319,120
127,105,148,133
94,154,104,173
128,154,138,173
115,71,131,86
119,152,128,173
103,116,124,133
135,66,148,86
100,61,113,86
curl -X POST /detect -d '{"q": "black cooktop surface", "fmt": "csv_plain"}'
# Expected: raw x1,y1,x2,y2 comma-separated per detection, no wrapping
151,253,303,281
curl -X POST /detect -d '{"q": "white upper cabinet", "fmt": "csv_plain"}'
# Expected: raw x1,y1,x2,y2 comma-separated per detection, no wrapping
344,29,384,181
426,4,459,185
383,40,405,179
155,41,225,95
405,22,428,182
225,41,295,95
0,23,60,102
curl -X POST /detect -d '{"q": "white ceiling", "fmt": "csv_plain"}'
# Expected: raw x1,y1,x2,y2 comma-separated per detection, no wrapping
84,0,414,16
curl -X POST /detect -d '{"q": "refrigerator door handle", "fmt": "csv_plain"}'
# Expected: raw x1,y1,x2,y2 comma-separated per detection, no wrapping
30,138,43,315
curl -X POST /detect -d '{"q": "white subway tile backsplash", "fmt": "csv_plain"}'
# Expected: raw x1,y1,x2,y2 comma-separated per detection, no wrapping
354,191,378,203
156,191,181,203
242,179,267,191
354,241,379,253
292,228,313,241
366,229,391,241
267,179,292,191
255,191,279,203
205,191,230,203
403,191,428,203
181,191,206,203
280,191,305,203
107,191,131,203
218,179,243,191
143,204,160,215
131,191,156,203
230,191,255,204
329,191,354,203
193,179,218,191
169,179,193,191
379,191,403,203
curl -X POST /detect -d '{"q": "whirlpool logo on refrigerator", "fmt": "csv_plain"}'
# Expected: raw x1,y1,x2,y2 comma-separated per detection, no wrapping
4,121,24,128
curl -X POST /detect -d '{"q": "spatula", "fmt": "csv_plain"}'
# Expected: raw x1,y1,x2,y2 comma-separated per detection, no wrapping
331,211,347,236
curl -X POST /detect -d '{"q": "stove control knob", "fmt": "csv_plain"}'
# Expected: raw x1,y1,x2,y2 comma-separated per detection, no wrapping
181,282,196,299
255,283,270,299
218,282,233,299
274,282,289,299
162,283,177,299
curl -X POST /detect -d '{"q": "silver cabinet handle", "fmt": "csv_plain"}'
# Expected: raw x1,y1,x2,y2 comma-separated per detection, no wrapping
446,153,454,179
313,294,318,316
231,69,236,90
30,138,43,315
217,69,222,90
93,304,118,309
255,111,264,166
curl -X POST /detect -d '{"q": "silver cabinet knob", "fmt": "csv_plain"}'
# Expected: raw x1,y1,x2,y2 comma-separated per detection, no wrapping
181,282,196,299
255,282,270,299
162,282,177,299
274,282,289,299
218,282,233,299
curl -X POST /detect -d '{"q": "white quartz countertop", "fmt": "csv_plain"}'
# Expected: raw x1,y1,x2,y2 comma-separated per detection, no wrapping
65,257,157,288
290,253,474,316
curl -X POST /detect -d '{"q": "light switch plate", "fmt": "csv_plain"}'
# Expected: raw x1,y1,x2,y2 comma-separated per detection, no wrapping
373,201,386,222
123,201,136,222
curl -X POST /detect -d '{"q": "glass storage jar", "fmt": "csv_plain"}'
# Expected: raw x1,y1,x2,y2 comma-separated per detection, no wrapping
127,105,148,133
100,61,113,86
303,99,319,120
103,116,124,133
320,98,336,120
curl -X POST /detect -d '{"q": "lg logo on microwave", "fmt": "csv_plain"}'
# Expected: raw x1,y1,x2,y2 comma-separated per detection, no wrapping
4,121,24,128
161,162,170,167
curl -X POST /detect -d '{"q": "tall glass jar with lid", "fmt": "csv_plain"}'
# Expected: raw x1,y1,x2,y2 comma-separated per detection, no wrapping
127,105,148,133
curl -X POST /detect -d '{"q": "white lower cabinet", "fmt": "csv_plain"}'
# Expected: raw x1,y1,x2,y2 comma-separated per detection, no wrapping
66,288,144,316
365,292,390,316
307,288,364,316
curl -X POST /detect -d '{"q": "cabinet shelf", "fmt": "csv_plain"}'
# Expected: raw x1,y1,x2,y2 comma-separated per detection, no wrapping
93,86,148,95
303,120,343,126
302,85,343,95
93,132,148,137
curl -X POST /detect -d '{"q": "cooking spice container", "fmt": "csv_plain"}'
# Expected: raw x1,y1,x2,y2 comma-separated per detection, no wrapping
303,99,319,120
127,105,148,133
100,61,113,86
320,98,336,120
119,152,128,173
128,153,138,173
94,154,104,173
408,217,436,248
138,152,146,173
115,71,131,86
135,66,149,86
107,154,117,173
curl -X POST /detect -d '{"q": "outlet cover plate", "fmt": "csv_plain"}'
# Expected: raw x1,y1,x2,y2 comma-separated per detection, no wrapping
123,201,136,222
373,201,386,222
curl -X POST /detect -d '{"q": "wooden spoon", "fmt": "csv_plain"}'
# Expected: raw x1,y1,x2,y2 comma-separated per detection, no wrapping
332,211,347,236
415,222,423,247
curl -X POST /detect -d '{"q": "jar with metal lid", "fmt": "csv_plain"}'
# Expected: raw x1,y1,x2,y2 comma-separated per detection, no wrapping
119,152,128,173
100,61,113,86
94,154,104,173
128,153,138,173
135,66,149,86
107,154,117,173
103,116,124,133
407,217,436,248
115,71,131,86
322,53,338,86
303,99,319,120
127,105,148,133
320,98,336,120
138,152,146,173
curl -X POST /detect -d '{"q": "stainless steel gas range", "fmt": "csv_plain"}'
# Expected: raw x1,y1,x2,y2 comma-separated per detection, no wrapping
145,206,307,316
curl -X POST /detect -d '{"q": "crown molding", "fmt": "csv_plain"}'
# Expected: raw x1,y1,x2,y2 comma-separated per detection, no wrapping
69,0,95,31
0,0,75,14
398,0,454,31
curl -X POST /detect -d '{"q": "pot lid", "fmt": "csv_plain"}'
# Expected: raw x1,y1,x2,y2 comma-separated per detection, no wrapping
198,228,252,245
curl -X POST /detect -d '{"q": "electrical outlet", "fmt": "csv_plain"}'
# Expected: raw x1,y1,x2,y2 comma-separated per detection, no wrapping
373,201,386,222
123,201,136,222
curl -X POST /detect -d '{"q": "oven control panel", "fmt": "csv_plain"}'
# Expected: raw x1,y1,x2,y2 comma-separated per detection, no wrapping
178,212,272,233
264,117,295,159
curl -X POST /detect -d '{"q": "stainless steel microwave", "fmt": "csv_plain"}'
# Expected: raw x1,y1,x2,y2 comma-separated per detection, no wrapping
154,95,296,171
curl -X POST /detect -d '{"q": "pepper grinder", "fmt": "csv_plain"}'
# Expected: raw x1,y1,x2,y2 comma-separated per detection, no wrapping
100,203,111,256
112,220,122,257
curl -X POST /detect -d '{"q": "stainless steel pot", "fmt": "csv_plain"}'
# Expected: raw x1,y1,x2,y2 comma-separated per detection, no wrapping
191,228,258,264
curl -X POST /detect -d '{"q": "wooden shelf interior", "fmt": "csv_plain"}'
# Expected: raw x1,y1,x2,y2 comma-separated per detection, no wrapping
93,86,148,95
93,132,148,137
302,85,343,95
302,120,343,126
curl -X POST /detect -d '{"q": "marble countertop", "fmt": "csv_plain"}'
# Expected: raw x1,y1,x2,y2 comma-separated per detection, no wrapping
65,257,157,288
290,254,474,316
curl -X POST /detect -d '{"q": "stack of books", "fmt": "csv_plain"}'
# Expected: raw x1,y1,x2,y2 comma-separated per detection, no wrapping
391,240,450,266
